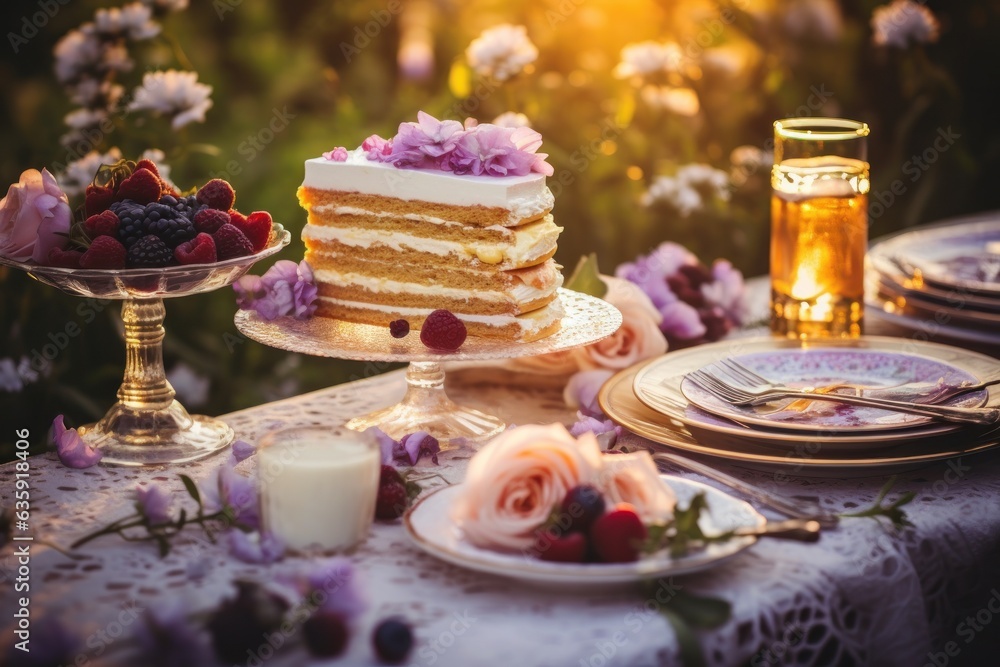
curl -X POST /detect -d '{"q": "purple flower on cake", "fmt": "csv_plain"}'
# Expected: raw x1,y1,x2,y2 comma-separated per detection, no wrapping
323,147,349,162
234,260,317,321
226,529,285,564
52,414,102,468
449,124,552,177
362,134,393,162
135,483,173,525
616,242,746,349
0,168,72,263
389,111,465,168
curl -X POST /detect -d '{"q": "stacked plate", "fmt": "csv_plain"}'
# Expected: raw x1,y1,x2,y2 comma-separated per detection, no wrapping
598,336,1000,475
866,215,1000,345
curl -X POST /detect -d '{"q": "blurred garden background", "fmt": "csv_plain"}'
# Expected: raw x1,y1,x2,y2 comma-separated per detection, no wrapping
2,0,999,459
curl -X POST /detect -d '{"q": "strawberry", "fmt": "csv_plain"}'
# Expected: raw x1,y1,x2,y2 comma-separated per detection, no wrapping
537,531,587,563
174,233,217,265
80,236,127,269
196,179,236,211
85,184,115,217
84,211,120,239
134,159,160,176
47,247,83,268
379,464,405,487
589,505,647,563
193,208,231,234
234,211,272,252
212,223,253,260
117,168,161,205
375,480,408,520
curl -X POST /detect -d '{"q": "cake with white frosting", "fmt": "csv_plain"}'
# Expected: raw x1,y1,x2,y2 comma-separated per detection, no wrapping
297,112,564,341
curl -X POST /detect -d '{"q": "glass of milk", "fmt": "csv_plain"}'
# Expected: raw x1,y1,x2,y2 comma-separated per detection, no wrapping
257,427,381,554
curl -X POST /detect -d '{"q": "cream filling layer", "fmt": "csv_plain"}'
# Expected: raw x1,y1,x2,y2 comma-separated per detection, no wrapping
303,216,561,265
318,296,565,331
314,269,563,304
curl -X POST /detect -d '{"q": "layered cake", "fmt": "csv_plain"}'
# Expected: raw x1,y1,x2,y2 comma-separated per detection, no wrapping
298,112,564,341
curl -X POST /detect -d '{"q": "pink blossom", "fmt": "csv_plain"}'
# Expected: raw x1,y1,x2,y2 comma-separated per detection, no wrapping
563,369,614,418
0,169,72,262
362,134,393,162
322,147,349,162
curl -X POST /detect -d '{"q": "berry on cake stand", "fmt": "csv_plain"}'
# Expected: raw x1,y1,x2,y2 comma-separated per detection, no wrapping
234,289,621,447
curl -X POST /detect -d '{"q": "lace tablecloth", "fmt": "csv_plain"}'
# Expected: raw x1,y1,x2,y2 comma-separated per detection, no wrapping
3,366,1000,666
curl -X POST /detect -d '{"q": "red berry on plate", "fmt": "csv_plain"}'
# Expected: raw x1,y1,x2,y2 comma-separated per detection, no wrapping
84,210,120,239
193,208,231,234
389,319,410,338
589,506,647,563
80,235,127,269
537,531,587,563
375,481,408,520
303,610,349,658
134,158,160,176
213,223,254,260
85,184,115,217
47,247,83,268
235,211,272,252
174,233,217,265
419,309,467,352
561,484,606,533
197,178,236,211
117,168,161,205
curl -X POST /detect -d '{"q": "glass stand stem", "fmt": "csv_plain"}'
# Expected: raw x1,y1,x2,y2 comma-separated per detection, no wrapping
345,361,506,448
119,298,177,410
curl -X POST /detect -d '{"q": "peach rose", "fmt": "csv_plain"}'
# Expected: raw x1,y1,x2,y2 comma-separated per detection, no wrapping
452,424,603,552
573,276,668,371
597,451,676,524
0,169,71,262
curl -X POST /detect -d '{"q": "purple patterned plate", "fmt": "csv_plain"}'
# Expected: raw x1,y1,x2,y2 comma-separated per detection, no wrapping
680,349,988,433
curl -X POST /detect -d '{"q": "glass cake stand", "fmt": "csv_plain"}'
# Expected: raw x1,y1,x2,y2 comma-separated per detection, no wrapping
234,288,622,447
0,225,291,467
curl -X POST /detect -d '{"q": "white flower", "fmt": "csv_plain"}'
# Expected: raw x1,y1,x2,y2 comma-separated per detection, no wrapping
68,80,124,108
129,70,214,129
167,363,209,407
57,148,123,197
872,0,940,48
101,43,134,74
639,85,700,116
141,0,189,13
53,30,102,83
643,164,731,216
466,24,538,82
729,145,772,186
678,164,731,201
492,112,531,128
614,41,683,79
64,108,108,130
93,3,160,41
785,0,844,42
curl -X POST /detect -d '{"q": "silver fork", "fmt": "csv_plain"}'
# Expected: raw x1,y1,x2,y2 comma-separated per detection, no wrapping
690,366,1000,425
723,357,1000,405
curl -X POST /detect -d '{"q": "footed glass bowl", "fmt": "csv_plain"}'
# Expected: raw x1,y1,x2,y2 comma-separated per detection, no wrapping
0,224,291,466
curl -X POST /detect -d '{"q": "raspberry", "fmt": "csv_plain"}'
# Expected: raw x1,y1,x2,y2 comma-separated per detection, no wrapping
389,319,410,338
117,168,161,205
380,464,405,487
561,485,606,533
375,480,408,520
537,531,587,563
80,236,127,269
228,209,248,228
589,505,647,563
419,309,467,351
85,184,115,217
47,247,83,268
127,235,173,268
134,159,160,176
303,611,349,658
372,618,413,665
84,211,120,239
234,211,272,252
194,208,231,234
213,223,254,260
174,233,217,265
196,178,236,211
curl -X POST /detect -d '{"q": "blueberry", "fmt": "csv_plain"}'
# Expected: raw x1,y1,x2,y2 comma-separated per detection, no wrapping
561,484,606,532
372,617,413,664
389,319,410,339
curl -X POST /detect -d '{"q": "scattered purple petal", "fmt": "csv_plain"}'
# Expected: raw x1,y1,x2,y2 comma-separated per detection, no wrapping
563,370,614,418
230,439,256,463
399,431,440,465
226,529,285,564
134,601,210,667
135,484,172,526
569,412,622,447
280,557,367,620
201,460,260,530
52,414,102,468
234,260,317,321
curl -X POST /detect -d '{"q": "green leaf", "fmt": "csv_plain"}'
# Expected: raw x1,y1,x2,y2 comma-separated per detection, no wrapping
180,474,202,508
565,254,608,298
661,608,706,667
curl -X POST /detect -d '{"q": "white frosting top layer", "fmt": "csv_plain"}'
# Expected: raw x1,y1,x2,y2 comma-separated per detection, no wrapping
303,150,553,213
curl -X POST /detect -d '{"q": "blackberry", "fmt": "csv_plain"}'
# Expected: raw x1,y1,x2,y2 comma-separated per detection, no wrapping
114,200,151,248
159,194,206,222
143,203,196,248
127,235,173,268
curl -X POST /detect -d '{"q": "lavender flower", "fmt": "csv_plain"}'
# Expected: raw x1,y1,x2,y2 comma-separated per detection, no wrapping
227,529,285,564
134,601,209,667
323,147,349,162
234,260,317,321
362,134,393,162
448,124,551,177
230,439,256,463
135,484,172,525
284,557,367,619
563,370,614,418
569,413,622,446
389,111,465,169
201,461,260,530
370,427,440,466
52,415,102,468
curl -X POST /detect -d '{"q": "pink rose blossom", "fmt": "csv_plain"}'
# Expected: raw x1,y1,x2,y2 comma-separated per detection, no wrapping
322,147,349,162
595,451,676,524
0,169,72,262
573,276,667,371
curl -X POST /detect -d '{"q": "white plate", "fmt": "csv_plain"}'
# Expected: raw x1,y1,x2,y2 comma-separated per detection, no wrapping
404,475,764,588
